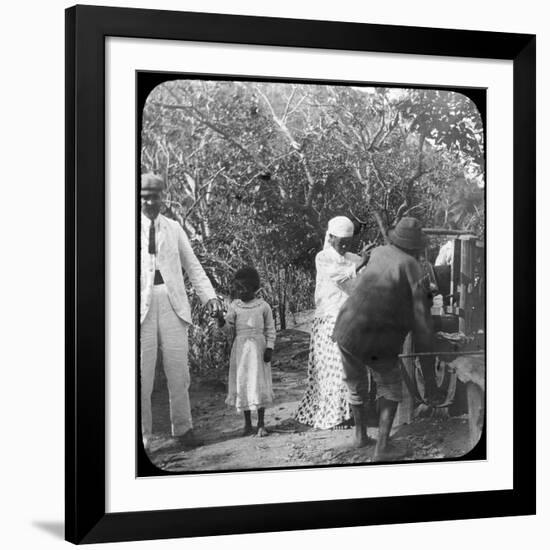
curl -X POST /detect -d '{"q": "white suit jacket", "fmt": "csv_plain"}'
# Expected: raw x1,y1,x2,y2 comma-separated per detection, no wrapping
140,213,216,324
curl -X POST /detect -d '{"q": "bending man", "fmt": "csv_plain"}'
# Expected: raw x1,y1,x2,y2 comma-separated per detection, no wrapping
333,217,436,461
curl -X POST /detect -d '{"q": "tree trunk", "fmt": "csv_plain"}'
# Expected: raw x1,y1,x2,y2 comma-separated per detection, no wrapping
279,303,286,330
277,267,286,330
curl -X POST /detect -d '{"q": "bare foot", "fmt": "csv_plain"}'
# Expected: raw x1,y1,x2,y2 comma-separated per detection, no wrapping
352,434,375,448
349,422,375,448
256,426,269,437
373,440,411,461
242,425,255,437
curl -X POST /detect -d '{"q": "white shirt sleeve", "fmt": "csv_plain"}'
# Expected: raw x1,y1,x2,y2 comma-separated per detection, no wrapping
176,224,217,304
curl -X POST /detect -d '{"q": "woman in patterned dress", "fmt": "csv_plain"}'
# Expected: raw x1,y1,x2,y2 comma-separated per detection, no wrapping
294,217,369,430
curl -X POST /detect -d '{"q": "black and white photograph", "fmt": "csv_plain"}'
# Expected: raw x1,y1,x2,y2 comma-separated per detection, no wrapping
2,0,545,546
138,76,486,474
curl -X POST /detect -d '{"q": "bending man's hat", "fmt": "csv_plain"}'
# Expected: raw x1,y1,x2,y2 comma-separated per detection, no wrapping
141,172,165,192
388,217,427,251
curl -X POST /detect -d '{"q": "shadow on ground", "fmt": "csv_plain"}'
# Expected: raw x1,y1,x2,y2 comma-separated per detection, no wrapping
146,329,471,473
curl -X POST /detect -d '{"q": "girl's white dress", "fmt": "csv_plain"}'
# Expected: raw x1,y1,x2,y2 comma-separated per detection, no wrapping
225,298,276,412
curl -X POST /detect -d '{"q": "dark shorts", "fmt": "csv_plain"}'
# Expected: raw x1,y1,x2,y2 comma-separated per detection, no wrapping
339,344,403,404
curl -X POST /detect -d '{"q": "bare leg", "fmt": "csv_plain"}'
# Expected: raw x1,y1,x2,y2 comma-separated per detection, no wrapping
256,408,268,437
339,346,371,446
351,404,370,447
373,397,408,460
140,295,159,448
243,410,254,436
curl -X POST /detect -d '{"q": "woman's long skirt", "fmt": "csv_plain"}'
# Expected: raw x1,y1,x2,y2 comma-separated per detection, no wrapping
294,316,352,429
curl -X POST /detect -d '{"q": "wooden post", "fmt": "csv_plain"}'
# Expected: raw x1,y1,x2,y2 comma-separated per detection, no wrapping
458,235,476,333
452,354,485,450
466,381,484,449
395,332,414,426
449,238,461,315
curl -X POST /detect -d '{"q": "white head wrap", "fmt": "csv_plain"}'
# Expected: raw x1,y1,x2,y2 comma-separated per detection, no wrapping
323,216,355,249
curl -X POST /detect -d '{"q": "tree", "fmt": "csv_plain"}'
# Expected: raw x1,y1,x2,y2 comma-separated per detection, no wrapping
141,80,485,362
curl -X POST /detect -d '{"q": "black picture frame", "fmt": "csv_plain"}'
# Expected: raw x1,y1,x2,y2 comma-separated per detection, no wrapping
65,4,536,544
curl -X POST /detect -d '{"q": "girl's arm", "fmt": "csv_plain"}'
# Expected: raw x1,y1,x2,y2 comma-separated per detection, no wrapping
263,303,276,362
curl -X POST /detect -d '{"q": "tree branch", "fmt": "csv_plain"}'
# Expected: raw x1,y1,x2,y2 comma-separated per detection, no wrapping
241,151,295,188
282,85,297,122
373,210,390,243
152,101,267,170
142,147,154,168
254,85,317,207
368,155,387,189
285,95,306,120
369,109,386,150
183,167,225,221
373,112,400,150
404,132,427,200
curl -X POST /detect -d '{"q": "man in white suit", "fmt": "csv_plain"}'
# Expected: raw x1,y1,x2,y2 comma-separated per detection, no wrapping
140,172,221,449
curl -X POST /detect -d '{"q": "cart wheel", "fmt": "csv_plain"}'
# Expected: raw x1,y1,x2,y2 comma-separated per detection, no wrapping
414,357,457,407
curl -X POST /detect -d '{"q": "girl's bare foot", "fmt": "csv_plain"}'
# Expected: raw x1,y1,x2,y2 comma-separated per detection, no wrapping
242,425,254,436
256,426,269,437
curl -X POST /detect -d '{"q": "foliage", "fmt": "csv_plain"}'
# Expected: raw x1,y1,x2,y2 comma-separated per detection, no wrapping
187,291,230,378
142,80,485,372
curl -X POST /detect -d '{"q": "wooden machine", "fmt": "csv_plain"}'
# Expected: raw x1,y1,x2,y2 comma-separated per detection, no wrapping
396,229,486,450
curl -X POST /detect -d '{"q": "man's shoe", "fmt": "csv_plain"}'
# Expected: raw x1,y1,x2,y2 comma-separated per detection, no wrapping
173,430,203,449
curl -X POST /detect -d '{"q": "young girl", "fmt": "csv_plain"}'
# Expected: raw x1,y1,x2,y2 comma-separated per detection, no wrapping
221,267,276,437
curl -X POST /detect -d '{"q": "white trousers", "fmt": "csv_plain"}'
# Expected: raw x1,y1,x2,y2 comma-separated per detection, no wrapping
140,284,191,440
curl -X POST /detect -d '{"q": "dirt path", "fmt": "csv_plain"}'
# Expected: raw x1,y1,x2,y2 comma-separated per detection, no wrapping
146,329,472,473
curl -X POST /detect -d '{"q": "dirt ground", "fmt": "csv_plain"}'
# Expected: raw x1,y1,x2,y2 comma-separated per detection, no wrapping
146,329,474,473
